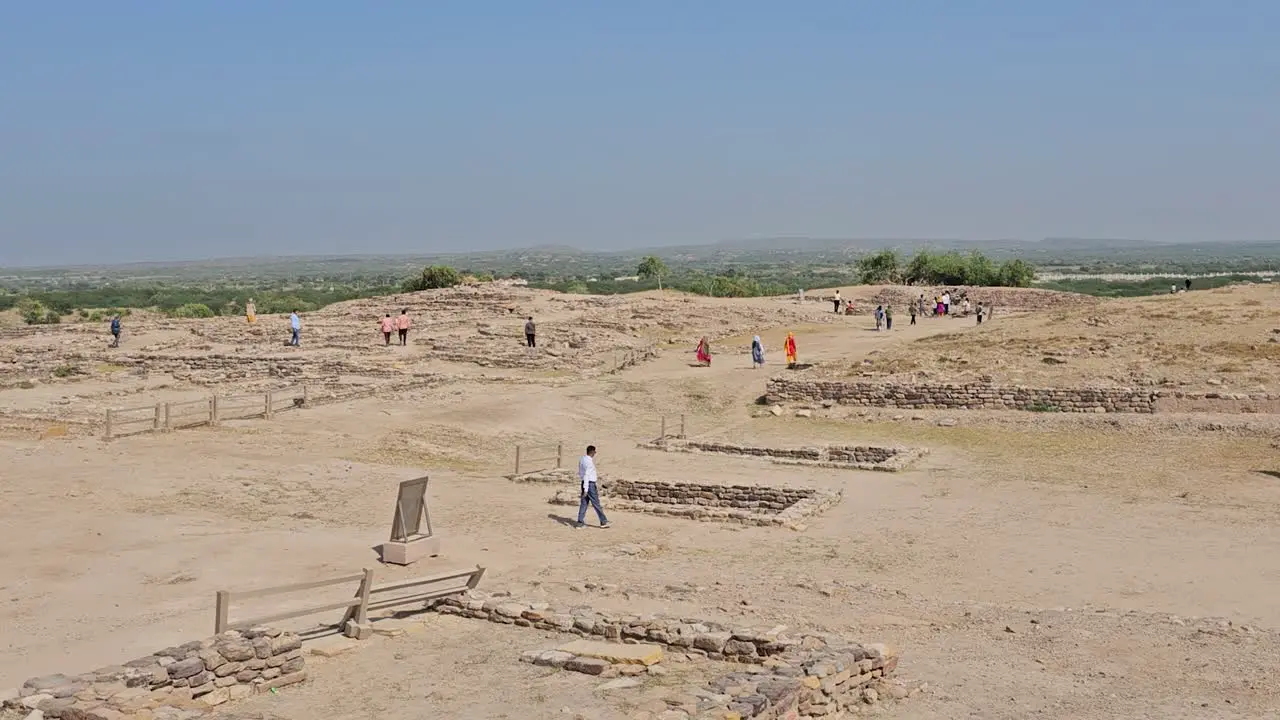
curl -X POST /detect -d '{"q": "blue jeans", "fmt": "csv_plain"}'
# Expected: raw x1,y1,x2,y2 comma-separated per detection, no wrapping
290,329,300,346
577,484,607,525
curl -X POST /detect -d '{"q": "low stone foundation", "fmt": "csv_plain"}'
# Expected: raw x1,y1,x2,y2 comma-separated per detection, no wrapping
642,438,925,472
2,628,304,718
541,475,841,529
767,376,1280,414
430,591,908,718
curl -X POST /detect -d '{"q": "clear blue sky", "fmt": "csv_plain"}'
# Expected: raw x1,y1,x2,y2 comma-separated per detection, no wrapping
1,1,1276,266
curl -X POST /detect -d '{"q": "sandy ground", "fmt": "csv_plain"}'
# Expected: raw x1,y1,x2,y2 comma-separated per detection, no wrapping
854,284,1280,392
2,286,1280,718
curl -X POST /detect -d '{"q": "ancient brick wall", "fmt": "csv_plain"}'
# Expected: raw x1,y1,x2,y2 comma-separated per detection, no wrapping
767,377,1280,414
644,438,925,471
3,628,305,717
767,378,1158,413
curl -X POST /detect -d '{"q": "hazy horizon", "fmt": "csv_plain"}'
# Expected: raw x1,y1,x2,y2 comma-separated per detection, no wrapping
3,2,1278,267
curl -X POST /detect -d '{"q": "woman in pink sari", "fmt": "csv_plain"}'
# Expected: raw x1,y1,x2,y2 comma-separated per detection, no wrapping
695,337,712,366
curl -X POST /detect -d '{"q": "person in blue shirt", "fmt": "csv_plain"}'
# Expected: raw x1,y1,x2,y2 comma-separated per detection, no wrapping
109,315,121,347
289,311,301,346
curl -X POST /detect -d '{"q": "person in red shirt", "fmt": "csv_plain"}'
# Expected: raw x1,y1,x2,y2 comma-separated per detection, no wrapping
396,309,411,346
379,314,394,345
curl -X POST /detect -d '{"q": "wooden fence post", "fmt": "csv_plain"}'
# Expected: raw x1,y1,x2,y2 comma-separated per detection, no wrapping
355,568,374,627
163,403,172,431
661,416,666,440
514,445,521,476
265,390,274,419
215,590,230,634
302,385,310,406
105,410,113,440
680,414,686,438
210,395,219,426
153,403,162,431
556,442,563,469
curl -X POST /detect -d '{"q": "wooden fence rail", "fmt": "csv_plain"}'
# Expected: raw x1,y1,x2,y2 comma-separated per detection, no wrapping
513,442,563,475
104,384,309,440
214,565,485,638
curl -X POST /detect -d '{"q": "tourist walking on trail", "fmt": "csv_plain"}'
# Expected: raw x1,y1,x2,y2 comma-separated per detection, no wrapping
397,309,411,346
696,337,712,366
1185,278,1192,292
942,291,952,315
245,298,256,324
751,335,765,369
885,305,894,330
289,311,301,346
576,445,609,529
832,289,842,314
109,315,121,347
784,331,797,367
380,313,394,345
524,316,536,347
909,303,917,326
874,305,884,331
976,303,986,325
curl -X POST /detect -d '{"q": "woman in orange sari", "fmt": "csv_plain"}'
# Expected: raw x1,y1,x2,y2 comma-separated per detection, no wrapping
695,337,712,366
784,331,797,367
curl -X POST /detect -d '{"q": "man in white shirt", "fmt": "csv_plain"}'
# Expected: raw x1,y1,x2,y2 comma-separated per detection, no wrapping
576,445,610,529
941,292,951,315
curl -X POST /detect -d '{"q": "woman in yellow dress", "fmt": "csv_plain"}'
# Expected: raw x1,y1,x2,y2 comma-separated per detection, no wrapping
245,298,257,324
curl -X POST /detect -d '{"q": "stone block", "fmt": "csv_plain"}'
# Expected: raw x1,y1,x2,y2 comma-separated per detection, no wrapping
215,641,255,663
264,671,307,690
563,657,611,676
557,640,664,666
198,688,230,707
164,660,203,681
378,536,441,565
269,633,302,655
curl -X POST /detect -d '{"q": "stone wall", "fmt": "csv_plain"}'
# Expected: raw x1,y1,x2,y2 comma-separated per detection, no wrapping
544,477,842,529
768,378,1158,413
643,438,924,471
2,628,305,718
429,590,907,719
767,377,1280,414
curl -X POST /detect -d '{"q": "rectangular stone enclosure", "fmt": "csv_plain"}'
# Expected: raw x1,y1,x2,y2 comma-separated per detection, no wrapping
641,438,925,472
544,475,841,529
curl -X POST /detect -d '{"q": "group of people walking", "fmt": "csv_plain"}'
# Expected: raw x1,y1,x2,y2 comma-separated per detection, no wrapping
378,309,412,346
693,331,799,369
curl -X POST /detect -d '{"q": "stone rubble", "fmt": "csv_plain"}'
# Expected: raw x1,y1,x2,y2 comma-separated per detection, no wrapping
1,628,305,719
429,590,910,719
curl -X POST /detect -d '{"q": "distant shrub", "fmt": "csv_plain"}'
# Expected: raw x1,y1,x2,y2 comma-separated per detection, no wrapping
170,303,216,319
402,265,462,292
16,298,60,325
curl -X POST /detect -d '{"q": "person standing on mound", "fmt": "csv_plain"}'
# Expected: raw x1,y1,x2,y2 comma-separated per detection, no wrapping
784,331,797,367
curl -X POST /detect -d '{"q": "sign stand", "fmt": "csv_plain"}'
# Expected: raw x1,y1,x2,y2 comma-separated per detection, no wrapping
379,476,441,565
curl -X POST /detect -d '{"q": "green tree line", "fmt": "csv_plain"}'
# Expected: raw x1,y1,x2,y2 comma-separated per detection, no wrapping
855,249,1037,287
